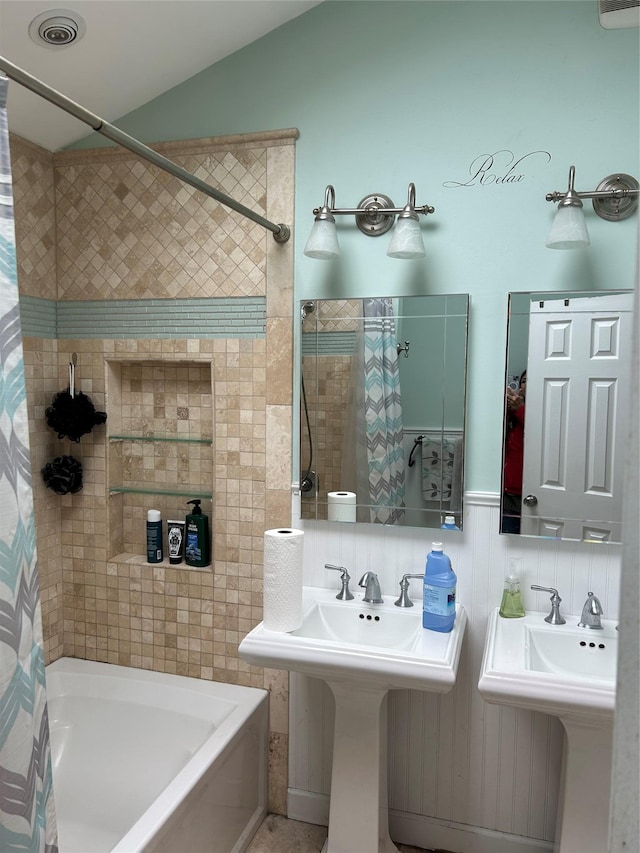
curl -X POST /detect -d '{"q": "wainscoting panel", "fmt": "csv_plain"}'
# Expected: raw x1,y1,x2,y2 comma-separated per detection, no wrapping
289,497,620,848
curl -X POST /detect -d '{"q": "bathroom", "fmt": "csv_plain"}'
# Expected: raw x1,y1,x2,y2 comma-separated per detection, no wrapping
0,1,638,852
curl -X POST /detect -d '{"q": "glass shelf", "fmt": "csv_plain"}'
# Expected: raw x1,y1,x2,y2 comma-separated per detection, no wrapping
109,434,212,446
110,485,212,498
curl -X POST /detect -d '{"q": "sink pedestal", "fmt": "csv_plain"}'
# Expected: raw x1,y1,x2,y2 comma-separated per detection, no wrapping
556,715,613,853
323,681,398,853
238,590,466,853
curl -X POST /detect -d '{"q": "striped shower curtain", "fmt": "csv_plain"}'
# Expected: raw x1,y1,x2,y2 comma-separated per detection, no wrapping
0,77,58,852
363,298,405,524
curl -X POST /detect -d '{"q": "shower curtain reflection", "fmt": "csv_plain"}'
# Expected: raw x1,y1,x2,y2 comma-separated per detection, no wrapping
342,298,406,524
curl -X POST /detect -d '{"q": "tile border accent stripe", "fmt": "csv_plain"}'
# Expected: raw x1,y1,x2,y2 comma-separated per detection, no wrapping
302,331,356,356
19,295,57,338
20,296,266,339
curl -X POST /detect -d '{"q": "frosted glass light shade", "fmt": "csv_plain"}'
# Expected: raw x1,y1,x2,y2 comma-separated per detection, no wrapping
545,205,590,249
386,216,425,259
303,219,340,259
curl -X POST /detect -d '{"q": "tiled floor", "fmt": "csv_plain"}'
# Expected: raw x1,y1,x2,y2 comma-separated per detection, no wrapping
246,814,439,853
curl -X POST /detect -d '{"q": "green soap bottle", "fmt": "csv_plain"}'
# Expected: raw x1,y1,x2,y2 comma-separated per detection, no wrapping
499,564,525,618
185,499,210,568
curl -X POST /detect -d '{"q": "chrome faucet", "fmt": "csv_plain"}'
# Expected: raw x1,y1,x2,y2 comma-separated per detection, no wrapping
578,592,603,629
325,563,354,600
359,571,383,604
394,573,424,607
530,585,566,624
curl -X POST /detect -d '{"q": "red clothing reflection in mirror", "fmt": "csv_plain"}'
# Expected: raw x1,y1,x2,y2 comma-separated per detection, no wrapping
504,403,525,495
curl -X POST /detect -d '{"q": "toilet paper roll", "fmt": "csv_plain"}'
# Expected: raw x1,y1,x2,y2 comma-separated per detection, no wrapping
263,528,304,632
327,491,357,523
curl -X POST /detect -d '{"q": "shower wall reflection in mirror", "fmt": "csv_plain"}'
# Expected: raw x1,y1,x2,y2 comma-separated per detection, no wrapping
501,290,633,544
300,295,469,528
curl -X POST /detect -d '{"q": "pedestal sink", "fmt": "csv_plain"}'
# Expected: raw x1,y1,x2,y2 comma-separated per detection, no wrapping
478,608,617,853
239,586,467,853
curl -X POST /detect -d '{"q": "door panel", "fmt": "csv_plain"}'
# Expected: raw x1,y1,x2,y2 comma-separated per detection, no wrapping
521,294,632,540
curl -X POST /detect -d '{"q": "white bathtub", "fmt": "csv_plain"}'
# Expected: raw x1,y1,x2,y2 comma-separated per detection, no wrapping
46,658,268,853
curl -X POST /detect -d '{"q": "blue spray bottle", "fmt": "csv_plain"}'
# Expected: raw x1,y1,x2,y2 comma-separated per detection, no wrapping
422,542,457,633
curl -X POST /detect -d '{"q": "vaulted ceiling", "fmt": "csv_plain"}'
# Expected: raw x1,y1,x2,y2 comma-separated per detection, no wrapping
0,0,321,150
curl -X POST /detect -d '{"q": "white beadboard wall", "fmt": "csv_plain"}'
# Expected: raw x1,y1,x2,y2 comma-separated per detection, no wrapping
289,494,621,852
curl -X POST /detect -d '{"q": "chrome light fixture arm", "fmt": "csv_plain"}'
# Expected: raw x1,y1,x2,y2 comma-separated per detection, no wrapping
313,202,436,218
546,166,639,221
312,182,435,238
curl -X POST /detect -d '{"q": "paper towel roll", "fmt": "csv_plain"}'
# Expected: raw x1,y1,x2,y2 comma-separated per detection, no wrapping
263,528,304,632
327,491,357,523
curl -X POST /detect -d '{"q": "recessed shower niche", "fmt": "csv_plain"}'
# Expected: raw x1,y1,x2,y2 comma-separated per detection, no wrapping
106,360,213,563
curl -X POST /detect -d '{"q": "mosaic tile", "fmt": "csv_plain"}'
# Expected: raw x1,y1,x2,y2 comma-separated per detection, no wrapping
15,130,295,799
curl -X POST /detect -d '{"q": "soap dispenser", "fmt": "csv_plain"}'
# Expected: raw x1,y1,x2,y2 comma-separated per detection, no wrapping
185,499,210,568
499,559,525,618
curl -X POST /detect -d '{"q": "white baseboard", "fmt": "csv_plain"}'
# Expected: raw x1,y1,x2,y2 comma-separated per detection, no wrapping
287,789,553,853
288,788,330,827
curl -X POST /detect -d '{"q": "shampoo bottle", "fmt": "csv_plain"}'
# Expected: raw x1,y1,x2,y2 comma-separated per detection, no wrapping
499,560,525,618
422,542,457,633
146,509,163,563
185,499,210,568
441,515,460,530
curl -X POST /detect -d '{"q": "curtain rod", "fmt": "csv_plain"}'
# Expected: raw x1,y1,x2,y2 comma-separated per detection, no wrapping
0,55,291,244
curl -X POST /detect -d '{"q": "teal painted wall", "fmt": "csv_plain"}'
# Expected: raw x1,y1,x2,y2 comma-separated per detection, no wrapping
71,1,639,492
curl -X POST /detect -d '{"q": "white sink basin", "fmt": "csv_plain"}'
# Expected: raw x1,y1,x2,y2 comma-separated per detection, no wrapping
478,606,618,853
239,585,466,692
479,607,616,719
291,596,422,650
527,622,617,681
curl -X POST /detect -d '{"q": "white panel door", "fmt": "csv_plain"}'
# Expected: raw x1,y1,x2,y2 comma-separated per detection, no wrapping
521,293,632,540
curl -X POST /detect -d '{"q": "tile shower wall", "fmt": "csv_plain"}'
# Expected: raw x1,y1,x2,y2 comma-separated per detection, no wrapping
300,298,359,518
300,353,351,518
11,129,296,814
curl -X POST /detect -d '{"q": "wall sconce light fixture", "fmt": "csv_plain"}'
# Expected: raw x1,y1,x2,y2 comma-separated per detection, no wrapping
545,166,639,249
304,183,434,260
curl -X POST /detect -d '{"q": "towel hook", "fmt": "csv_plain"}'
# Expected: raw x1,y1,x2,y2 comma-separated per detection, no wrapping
408,434,424,467
68,352,77,399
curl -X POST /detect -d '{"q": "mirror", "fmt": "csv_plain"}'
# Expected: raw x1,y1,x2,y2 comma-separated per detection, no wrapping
501,289,633,543
300,295,469,528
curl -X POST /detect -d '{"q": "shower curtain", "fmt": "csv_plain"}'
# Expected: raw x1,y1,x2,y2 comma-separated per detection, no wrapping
343,298,405,524
0,78,58,852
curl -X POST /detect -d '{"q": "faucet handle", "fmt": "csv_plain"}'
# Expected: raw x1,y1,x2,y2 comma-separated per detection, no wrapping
325,563,354,600
394,573,424,608
530,585,566,624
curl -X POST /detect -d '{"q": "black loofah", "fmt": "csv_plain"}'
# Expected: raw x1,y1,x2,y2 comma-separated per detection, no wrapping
42,455,83,495
45,388,107,442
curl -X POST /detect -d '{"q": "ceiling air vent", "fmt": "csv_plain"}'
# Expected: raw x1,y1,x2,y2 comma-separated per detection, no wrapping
598,0,640,28
28,9,86,47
